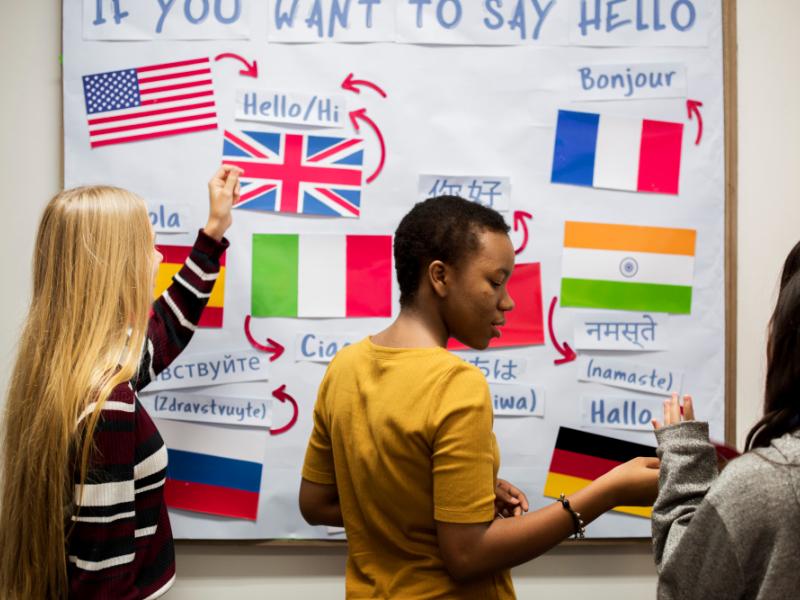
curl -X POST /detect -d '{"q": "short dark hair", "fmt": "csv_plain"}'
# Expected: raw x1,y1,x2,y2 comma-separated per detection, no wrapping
393,195,510,307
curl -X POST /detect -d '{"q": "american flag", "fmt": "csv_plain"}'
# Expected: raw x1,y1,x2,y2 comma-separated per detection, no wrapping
222,129,364,218
82,57,217,148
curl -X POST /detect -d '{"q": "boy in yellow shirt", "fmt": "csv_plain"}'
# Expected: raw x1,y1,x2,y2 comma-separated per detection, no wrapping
300,196,659,599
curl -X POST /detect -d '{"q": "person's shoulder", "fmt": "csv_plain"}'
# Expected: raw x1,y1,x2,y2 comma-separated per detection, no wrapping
707,441,800,525
438,354,485,381
325,337,368,368
431,354,489,408
105,380,136,407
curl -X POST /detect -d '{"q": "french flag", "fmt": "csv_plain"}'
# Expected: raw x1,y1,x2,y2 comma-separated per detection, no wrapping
156,419,265,521
551,109,684,195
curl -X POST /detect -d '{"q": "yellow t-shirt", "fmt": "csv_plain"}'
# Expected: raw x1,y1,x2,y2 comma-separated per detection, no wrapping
302,337,516,600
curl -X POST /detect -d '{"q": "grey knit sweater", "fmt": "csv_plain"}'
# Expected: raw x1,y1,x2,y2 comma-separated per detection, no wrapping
652,421,800,600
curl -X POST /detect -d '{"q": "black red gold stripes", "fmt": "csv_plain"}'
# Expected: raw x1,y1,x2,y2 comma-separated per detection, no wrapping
543,427,657,519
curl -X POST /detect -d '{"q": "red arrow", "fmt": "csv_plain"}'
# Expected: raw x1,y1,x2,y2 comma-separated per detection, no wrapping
243,315,285,362
686,99,703,145
270,384,298,436
341,73,388,98
547,296,577,366
214,53,258,78
349,108,385,184
513,210,532,256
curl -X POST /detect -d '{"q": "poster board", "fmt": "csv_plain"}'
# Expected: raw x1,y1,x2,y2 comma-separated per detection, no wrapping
62,0,736,540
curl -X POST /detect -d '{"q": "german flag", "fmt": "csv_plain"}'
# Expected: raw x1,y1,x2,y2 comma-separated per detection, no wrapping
543,427,657,518
155,244,226,327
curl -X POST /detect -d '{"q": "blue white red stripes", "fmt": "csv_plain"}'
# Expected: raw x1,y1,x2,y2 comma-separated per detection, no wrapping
551,109,684,195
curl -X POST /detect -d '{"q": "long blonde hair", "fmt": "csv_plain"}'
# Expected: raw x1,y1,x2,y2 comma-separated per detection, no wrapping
0,186,154,598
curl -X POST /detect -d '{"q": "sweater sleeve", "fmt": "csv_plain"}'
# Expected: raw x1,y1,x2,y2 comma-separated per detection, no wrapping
133,229,228,392
651,421,745,600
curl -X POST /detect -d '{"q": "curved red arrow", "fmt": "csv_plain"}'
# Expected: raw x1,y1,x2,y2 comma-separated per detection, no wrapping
513,210,532,256
244,315,285,362
270,384,298,436
547,296,577,365
349,108,385,184
341,73,387,98
214,53,258,78
686,99,703,145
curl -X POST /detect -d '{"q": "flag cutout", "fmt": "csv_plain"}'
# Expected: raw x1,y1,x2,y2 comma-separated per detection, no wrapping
551,109,684,195
82,57,217,148
544,426,657,519
449,263,545,350
252,234,392,318
155,244,226,327
223,130,364,217
561,221,696,314
156,419,266,521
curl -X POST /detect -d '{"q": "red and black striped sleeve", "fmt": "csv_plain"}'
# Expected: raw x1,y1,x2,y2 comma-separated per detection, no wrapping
133,229,228,392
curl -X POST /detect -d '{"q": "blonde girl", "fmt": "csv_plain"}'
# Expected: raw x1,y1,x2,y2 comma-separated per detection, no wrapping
0,166,240,599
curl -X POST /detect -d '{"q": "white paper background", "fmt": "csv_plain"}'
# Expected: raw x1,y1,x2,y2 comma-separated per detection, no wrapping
62,0,725,540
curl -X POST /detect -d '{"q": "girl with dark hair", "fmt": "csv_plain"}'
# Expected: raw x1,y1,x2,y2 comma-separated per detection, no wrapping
652,241,800,600
299,196,660,599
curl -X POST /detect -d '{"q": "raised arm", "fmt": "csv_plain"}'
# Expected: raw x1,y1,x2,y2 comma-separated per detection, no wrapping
650,395,744,600
134,166,240,391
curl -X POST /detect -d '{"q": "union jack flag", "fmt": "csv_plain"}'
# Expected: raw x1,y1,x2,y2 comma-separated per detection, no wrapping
222,130,364,218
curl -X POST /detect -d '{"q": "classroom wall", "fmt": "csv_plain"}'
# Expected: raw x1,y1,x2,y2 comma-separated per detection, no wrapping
0,0,797,597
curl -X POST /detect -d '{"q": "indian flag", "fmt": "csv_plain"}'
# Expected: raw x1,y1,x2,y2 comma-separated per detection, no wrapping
561,221,696,314
155,244,225,327
252,233,392,318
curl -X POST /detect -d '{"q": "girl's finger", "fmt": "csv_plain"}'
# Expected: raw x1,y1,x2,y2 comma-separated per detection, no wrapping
683,395,695,420
669,393,681,424
223,169,239,194
663,398,672,426
210,165,228,185
652,419,661,430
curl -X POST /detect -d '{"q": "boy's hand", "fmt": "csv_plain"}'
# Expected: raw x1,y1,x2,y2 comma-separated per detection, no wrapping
204,165,242,241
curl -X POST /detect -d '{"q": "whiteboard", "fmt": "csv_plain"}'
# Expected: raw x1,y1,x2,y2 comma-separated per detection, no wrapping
63,0,726,540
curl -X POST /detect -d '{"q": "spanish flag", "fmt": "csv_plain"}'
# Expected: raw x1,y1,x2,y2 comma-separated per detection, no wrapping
155,244,226,327
543,427,657,518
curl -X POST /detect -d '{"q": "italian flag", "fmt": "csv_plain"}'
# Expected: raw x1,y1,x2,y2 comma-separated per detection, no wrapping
560,221,696,314
251,233,392,318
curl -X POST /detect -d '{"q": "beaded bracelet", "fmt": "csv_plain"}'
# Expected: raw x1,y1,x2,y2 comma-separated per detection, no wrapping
557,493,586,539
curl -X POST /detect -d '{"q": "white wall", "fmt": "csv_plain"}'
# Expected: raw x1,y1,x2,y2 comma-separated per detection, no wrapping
1,0,797,597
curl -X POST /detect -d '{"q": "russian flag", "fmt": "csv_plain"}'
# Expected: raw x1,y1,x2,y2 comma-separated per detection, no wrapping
155,419,266,521
551,109,684,195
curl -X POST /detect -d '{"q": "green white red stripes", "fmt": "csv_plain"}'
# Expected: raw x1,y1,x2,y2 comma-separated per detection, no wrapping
251,234,392,318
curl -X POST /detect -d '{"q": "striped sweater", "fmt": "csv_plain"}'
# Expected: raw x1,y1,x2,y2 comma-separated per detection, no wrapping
67,230,228,599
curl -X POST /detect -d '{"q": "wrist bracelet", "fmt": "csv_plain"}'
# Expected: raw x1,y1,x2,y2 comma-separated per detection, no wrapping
557,493,586,539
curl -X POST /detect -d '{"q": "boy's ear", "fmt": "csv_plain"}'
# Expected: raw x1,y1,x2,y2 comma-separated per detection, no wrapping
428,260,449,299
